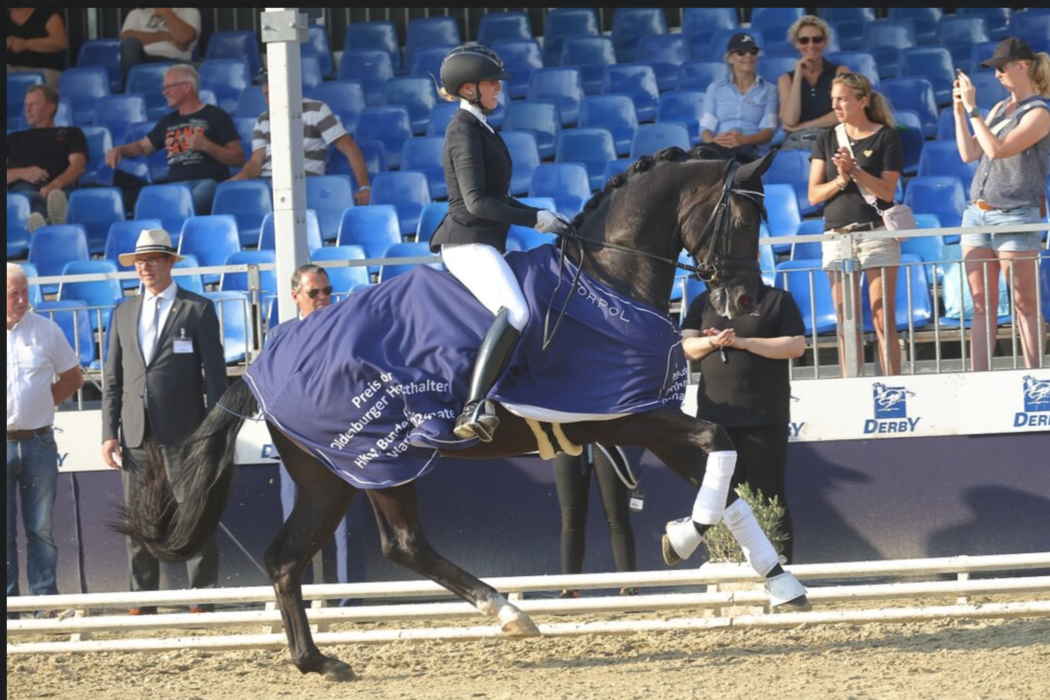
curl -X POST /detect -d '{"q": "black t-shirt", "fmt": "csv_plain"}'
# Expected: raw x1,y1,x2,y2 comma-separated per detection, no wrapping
682,285,805,428
6,127,88,183
147,104,240,183
6,9,64,71
811,124,903,229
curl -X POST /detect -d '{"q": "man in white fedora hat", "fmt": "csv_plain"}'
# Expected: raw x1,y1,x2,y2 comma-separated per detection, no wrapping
101,228,227,613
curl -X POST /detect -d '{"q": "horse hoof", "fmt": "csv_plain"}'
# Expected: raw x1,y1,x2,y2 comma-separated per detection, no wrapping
321,659,357,682
766,572,809,610
501,616,541,638
661,535,682,567
779,594,812,612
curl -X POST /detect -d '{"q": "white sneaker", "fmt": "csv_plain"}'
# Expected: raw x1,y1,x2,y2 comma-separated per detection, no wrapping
27,212,47,233
46,189,67,225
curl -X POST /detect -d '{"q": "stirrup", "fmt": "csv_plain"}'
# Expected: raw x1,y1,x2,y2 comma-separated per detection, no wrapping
453,400,499,442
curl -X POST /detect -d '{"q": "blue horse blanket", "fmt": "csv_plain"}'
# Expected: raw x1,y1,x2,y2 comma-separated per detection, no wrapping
244,245,686,489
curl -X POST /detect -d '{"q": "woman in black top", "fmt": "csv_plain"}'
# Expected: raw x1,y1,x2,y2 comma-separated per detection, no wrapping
431,44,569,443
7,8,67,88
777,15,848,150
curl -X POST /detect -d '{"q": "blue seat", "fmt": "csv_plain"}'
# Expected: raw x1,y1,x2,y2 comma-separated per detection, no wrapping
305,175,354,242
917,141,979,192
371,171,431,237
824,51,881,89
527,67,585,126
938,244,1012,327
66,187,125,255
407,44,456,83
205,30,261,78
861,20,918,79
7,193,32,259
901,232,946,278
258,210,323,252
405,17,461,76
105,218,163,289
299,55,324,94
969,71,1010,111
336,205,401,276
602,158,633,186
303,25,334,78
77,38,122,93
542,8,600,66
93,94,148,143
8,72,44,126
1007,10,1050,49
328,139,385,188
310,245,370,293
425,101,460,138
199,58,250,114
880,77,939,139
58,67,110,125
78,125,114,186
212,179,273,247
967,41,1001,80
57,259,122,332
202,291,253,364
172,255,205,294
682,9,740,59
400,136,447,200
893,109,924,176
502,131,542,197
750,8,805,29
937,105,974,142
503,100,561,160
556,128,617,192
904,176,966,229
610,8,667,64
560,37,617,95
28,225,90,294
936,17,991,73
134,184,195,246
898,47,955,106
823,9,878,52
338,50,394,107
125,62,175,120
490,39,543,100
221,249,277,298
355,106,412,169
235,85,267,119
309,81,367,136
477,11,532,46
887,9,943,45
378,242,443,282
629,122,691,160
18,262,44,307
578,95,638,157
676,60,729,93
763,184,802,254
415,201,449,244
600,64,660,123
790,219,826,260
765,149,820,217
755,56,800,90
344,20,401,73
122,120,168,183
1040,252,1050,324
34,300,96,367
381,77,437,136
178,215,241,286
774,259,837,335
529,163,592,219
955,8,1010,42
860,254,933,333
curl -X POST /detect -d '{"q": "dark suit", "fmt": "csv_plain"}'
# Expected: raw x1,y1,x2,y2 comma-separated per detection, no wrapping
102,285,227,592
429,108,539,252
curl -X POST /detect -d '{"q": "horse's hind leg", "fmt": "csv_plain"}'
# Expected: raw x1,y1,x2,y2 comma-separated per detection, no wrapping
366,484,541,637
265,424,358,681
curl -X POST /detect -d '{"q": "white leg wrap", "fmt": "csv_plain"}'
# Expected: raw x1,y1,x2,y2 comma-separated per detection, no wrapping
765,572,808,608
691,451,737,525
665,517,703,560
723,498,780,577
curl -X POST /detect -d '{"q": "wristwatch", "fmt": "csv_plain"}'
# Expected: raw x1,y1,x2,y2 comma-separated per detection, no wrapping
968,107,981,119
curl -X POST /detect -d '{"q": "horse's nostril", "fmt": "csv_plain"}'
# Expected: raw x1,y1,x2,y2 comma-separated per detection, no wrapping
738,295,753,309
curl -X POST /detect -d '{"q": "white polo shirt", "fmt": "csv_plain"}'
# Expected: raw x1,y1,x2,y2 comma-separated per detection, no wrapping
7,311,80,431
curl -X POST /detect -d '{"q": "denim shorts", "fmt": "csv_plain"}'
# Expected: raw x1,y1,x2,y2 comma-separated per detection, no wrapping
959,204,1043,252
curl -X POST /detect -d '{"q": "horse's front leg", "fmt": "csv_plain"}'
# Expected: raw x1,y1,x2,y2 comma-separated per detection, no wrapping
366,483,541,637
576,409,809,610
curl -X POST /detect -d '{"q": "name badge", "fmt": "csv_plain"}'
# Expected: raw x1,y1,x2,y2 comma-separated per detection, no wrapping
173,339,194,354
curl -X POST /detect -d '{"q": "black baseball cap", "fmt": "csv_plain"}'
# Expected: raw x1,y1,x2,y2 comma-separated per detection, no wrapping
726,33,760,54
980,37,1036,69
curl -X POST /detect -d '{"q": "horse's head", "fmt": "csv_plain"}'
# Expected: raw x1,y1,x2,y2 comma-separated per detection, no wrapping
680,150,775,319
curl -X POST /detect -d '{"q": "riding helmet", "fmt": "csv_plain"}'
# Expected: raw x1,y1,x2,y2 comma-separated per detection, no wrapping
439,43,511,97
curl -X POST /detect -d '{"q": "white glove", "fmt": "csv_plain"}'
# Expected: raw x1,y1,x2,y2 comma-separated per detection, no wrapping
534,209,570,234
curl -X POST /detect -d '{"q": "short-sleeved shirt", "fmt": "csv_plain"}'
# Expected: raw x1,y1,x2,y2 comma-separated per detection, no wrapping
700,74,779,136
6,8,64,72
120,8,201,61
7,127,88,184
786,60,840,124
7,310,80,431
682,285,805,428
251,99,347,177
811,125,903,230
148,104,240,183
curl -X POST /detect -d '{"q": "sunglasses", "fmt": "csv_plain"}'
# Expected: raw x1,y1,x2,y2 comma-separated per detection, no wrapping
797,35,825,45
734,48,760,56
302,286,334,299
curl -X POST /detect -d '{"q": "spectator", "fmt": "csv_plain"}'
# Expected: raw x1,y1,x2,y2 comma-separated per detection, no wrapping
699,32,778,163
7,262,84,615
6,85,87,233
104,64,244,215
808,72,904,377
777,15,849,150
681,280,805,563
119,8,200,83
230,73,372,204
100,228,226,615
554,446,641,598
6,7,68,88
953,38,1050,371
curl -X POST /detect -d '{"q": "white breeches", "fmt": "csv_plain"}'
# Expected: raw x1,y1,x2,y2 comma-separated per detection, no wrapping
441,243,530,331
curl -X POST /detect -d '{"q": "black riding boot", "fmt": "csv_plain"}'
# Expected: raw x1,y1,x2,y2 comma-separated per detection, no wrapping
453,308,520,442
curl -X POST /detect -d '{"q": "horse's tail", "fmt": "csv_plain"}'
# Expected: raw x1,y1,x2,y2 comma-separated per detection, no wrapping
114,379,258,562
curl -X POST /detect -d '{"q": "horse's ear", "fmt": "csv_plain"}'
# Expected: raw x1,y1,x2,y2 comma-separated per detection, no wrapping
734,149,777,184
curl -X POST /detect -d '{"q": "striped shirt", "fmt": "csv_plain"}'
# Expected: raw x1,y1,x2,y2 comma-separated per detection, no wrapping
251,99,347,177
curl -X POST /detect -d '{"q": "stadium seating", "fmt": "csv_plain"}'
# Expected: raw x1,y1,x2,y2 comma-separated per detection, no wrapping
561,37,618,96
199,58,251,114
344,20,401,73
774,259,838,336
955,8,1010,41
755,56,799,90
529,163,592,219
764,149,820,217
629,123,691,160
414,201,449,244
880,77,939,139
378,242,442,282
66,187,125,255
336,205,402,276
122,121,169,183
338,50,395,106
211,179,273,248
861,19,917,80
205,30,261,78
328,139,385,187
258,210,323,252
917,141,979,192
58,67,110,125
8,72,45,128
404,16,461,75
7,193,32,259
861,255,933,332
18,262,44,307
904,176,967,229
78,125,114,186
202,291,253,364
221,249,277,298
57,259,122,332
77,38,121,93
969,71,1010,111
34,300,96,367
636,34,690,93
178,215,241,286
600,64,660,123
399,136,446,200
93,94,148,144
305,175,355,242
371,171,431,237
887,9,943,45
304,25,334,78
426,101,460,138
503,100,561,160
610,8,667,64
502,131,542,196
676,60,729,93
309,81,367,136
125,62,174,121
407,44,455,83
936,16,991,73
309,245,370,293
825,51,880,89
556,128,617,192
1007,10,1050,49
542,8,600,66
823,9,877,52
234,85,266,119
491,39,544,100
172,255,205,294
578,95,639,157
894,109,925,177
477,11,532,46
1040,253,1050,324
527,67,585,126
355,106,412,169
790,220,826,261
898,47,955,106
28,224,90,294
134,184,195,247
763,184,803,255
381,77,438,136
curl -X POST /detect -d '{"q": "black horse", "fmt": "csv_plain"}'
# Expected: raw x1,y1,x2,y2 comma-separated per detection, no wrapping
119,147,809,682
